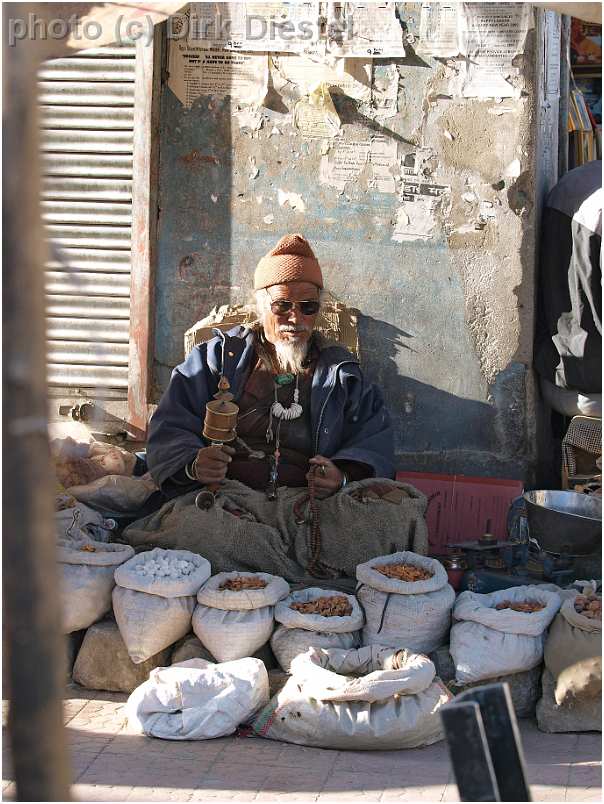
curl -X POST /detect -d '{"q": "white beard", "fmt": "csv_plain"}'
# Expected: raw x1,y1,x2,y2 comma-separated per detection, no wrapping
273,338,309,374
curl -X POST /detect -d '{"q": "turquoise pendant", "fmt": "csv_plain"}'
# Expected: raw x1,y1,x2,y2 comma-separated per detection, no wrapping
275,373,295,386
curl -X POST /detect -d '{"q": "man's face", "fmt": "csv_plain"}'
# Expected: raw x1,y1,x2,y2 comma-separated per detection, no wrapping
262,281,321,347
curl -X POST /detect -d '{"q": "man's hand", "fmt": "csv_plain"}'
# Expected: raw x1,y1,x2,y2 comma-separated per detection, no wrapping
307,455,344,497
193,445,235,485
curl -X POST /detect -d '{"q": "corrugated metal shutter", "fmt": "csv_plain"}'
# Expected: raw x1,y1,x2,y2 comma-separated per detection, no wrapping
39,45,136,395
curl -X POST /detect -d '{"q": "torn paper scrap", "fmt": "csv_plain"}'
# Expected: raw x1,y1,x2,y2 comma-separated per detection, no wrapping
326,2,406,58
393,177,451,241
277,189,306,212
294,82,341,138
168,43,269,108
417,3,460,58
272,54,372,102
320,139,371,191
367,135,398,193
360,64,399,120
459,3,532,98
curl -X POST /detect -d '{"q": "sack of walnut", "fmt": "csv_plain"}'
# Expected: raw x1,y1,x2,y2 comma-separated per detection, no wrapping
356,552,455,654
192,572,290,663
450,585,562,685
58,539,134,633
113,548,211,664
544,592,602,706
271,588,364,672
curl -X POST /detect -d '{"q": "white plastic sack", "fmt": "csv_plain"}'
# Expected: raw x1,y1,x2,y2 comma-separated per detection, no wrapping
67,473,157,516
57,539,134,633
289,645,436,701
251,646,451,750
275,588,364,633
113,548,211,664
193,572,289,662
357,552,455,654
450,585,562,684
270,625,360,672
126,657,269,740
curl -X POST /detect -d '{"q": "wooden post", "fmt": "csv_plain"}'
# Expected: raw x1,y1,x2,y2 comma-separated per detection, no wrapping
2,4,71,800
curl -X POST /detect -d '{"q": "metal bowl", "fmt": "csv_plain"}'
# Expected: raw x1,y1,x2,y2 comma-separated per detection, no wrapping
523,490,602,556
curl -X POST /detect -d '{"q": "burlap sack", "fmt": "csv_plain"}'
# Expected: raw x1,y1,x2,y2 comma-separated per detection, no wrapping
123,479,429,582
544,596,602,705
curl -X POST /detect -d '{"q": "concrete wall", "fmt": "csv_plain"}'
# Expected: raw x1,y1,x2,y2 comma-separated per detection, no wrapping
153,3,552,481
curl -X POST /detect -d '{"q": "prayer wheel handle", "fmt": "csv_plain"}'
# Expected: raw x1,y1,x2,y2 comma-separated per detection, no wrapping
195,376,239,511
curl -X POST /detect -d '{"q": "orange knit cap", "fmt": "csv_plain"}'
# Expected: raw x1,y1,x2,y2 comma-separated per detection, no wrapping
254,233,323,290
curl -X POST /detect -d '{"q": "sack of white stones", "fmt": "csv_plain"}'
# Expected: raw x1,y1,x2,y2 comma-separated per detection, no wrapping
192,571,290,662
58,538,134,633
450,585,562,685
271,588,364,672
356,552,455,654
251,645,452,750
113,548,211,664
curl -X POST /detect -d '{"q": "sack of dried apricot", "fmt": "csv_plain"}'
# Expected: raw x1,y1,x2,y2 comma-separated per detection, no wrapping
192,572,290,662
356,551,455,654
271,588,364,672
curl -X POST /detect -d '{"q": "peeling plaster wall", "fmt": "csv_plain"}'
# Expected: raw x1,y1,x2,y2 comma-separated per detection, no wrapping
153,4,549,481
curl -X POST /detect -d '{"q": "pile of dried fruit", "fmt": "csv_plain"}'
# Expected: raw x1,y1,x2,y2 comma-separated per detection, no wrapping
574,595,602,620
495,600,546,613
374,563,434,582
219,576,268,591
290,595,352,617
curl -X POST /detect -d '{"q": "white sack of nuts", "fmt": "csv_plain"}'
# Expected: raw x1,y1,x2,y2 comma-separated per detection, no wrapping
126,657,269,740
544,591,602,705
251,645,451,750
356,551,455,654
58,539,134,633
271,588,364,672
113,548,211,664
192,571,290,662
450,585,562,685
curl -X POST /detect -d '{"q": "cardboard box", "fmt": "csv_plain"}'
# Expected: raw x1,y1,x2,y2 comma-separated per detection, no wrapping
396,471,524,554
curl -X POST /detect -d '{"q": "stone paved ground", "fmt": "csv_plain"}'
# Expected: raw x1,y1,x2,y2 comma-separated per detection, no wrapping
2,687,601,802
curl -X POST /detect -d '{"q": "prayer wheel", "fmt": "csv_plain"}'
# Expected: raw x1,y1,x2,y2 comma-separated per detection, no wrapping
196,376,239,511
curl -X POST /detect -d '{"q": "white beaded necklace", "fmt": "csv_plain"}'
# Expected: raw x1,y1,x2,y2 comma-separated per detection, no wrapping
266,374,302,443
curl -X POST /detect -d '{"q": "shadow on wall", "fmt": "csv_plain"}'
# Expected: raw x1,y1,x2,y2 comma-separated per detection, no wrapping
358,315,529,478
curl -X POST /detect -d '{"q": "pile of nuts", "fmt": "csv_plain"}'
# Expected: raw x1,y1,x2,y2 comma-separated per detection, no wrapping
495,600,546,613
574,595,602,620
375,563,434,582
219,576,268,591
290,595,353,617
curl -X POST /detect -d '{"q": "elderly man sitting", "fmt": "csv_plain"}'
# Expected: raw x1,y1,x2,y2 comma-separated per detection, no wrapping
124,234,427,582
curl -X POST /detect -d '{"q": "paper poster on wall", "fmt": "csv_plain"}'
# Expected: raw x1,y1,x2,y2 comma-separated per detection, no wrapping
459,3,532,98
168,41,269,108
243,1,323,54
187,3,247,49
417,3,459,58
326,2,406,58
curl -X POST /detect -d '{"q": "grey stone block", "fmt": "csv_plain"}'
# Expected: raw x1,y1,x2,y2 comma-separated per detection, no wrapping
430,645,541,718
536,669,602,733
72,618,171,694
171,634,214,664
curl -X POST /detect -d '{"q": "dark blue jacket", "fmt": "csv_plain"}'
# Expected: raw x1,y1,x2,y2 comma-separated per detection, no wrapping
147,326,395,489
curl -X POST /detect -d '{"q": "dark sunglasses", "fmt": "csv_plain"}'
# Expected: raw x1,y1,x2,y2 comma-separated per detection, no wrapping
269,299,321,316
